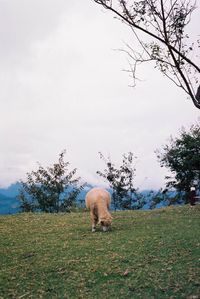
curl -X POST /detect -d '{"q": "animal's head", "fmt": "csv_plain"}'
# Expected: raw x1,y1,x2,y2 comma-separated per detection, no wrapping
98,215,112,232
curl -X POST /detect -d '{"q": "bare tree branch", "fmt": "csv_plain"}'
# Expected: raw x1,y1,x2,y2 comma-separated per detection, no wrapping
93,0,200,109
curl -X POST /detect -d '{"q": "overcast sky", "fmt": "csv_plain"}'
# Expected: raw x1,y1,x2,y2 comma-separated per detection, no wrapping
0,0,199,189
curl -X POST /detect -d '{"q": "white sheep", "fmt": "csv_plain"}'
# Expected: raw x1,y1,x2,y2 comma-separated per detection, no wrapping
85,188,112,232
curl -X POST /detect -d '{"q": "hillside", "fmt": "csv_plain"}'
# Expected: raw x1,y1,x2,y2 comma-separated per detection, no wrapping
0,182,21,198
0,183,21,215
0,182,182,215
0,205,200,298
0,193,20,215
0,183,91,215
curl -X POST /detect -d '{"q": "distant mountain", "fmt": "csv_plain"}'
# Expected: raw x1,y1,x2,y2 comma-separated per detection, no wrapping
0,182,21,198
0,182,94,215
0,182,180,215
0,193,20,215
0,182,21,215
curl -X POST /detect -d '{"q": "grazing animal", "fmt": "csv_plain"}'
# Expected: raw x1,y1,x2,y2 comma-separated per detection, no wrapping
85,188,112,232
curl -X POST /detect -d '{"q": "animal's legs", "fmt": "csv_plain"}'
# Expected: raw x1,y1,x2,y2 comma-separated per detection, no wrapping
90,211,98,232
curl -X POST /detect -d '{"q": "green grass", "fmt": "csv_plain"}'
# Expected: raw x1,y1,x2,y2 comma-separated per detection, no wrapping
0,205,200,299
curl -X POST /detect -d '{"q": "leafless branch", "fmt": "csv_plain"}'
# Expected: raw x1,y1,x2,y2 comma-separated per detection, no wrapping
93,0,200,108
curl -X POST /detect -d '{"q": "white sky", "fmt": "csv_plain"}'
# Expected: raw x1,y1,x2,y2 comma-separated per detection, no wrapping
0,0,199,189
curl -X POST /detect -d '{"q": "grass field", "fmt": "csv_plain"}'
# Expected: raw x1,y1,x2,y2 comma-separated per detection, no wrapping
0,205,200,299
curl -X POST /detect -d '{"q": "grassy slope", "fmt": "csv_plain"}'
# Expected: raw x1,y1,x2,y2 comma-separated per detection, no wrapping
0,205,200,299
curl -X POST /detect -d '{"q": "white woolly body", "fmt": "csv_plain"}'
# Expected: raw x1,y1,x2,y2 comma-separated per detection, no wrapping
85,188,112,232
